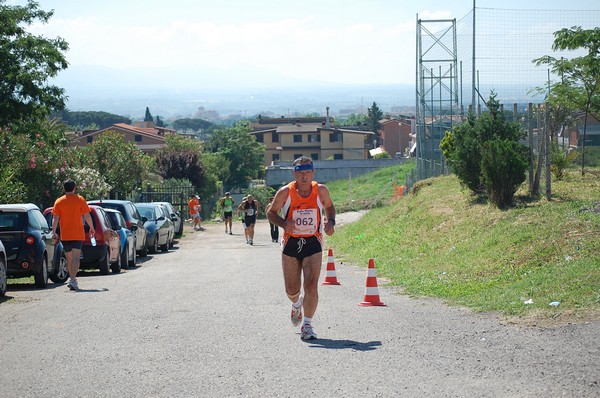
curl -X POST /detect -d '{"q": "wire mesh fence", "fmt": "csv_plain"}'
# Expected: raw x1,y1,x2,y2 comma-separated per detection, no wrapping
413,5,600,190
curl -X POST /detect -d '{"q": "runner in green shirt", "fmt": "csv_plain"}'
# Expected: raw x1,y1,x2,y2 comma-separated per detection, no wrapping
220,192,235,234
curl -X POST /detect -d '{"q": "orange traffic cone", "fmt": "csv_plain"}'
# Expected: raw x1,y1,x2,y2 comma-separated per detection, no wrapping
359,258,386,306
322,248,341,285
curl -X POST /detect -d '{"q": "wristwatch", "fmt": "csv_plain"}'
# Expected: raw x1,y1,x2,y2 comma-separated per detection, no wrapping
328,218,335,226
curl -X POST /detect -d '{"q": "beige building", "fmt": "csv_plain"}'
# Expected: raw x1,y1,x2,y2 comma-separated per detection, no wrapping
70,122,177,153
250,116,375,166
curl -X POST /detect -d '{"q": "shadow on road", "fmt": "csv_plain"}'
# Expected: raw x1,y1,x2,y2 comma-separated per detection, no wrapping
304,339,382,351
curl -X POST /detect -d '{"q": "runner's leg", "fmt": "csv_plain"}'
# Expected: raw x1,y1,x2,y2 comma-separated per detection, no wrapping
301,252,322,319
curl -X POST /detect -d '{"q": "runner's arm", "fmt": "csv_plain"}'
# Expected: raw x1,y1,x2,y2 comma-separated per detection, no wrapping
267,187,294,232
319,184,336,236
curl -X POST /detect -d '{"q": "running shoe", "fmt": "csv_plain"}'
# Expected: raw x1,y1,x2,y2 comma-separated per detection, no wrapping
229,231,232,235
68,279,78,291
301,323,317,340
249,239,253,245
291,297,303,327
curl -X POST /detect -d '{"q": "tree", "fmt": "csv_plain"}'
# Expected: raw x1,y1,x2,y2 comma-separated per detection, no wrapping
171,118,213,133
440,93,528,208
367,102,383,145
144,107,154,122
54,110,132,130
534,26,600,176
208,121,265,188
155,134,206,189
340,113,368,127
155,115,165,127
0,0,68,127
77,131,153,198
0,117,69,207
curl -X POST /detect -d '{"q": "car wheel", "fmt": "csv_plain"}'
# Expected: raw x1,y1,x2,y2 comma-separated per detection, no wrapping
128,241,136,267
139,236,149,257
149,236,158,254
0,258,7,296
160,234,169,252
120,243,129,270
34,255,49,288
49,252,68,284
111,248,122,274
99,246,110,275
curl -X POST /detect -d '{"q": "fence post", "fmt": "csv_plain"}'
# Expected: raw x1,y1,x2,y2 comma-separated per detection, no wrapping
545,102,552,200
528,103,534,195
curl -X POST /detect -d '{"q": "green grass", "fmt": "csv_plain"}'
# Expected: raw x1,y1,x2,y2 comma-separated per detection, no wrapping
327,160,416,212
326,166,600,324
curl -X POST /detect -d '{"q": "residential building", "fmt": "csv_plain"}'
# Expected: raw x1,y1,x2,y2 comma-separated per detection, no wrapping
379,116,416,157
70,122,177,153
250,115,375,166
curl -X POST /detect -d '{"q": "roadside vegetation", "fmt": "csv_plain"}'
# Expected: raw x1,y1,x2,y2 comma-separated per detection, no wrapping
325,160,600,325
327,161,414,213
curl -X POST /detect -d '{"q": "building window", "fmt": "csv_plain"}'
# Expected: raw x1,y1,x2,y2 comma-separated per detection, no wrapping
272,153,280,162
135,134,142,142
308,134,320,143
87,136,93,143
311,153,319,160
255,133,264,143
272,132,279,143
329,132,342,142
293,134,302,143
293,154,303,160
334,153,343,160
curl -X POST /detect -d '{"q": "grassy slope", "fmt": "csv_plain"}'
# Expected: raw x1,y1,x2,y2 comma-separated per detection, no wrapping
326,163,600,325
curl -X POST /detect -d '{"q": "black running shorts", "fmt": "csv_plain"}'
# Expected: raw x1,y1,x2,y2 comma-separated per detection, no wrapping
283,236,322,260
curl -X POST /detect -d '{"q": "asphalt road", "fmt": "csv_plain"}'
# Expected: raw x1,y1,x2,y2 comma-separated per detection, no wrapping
1,218,599,397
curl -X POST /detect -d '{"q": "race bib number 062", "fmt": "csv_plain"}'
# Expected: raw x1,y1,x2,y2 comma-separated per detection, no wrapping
292,209,318,235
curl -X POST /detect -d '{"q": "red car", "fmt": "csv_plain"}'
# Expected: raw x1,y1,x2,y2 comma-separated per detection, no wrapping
43,205,121,275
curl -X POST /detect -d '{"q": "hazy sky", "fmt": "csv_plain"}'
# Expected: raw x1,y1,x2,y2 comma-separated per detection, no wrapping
20,0,599,89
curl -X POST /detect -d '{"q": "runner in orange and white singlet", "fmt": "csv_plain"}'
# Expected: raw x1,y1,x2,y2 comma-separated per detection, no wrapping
267,156,336,341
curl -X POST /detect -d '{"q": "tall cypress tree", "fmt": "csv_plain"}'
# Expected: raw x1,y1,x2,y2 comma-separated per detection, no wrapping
144,107,153,122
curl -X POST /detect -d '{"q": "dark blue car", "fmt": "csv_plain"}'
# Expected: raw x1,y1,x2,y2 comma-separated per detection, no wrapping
0,203,68,288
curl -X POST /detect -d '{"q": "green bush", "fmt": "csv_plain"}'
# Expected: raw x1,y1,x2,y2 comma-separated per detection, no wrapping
481,139,528,208
440,93,528,208
551,142,579,180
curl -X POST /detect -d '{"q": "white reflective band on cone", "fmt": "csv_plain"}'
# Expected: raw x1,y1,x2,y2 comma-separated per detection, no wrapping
364,287,380,295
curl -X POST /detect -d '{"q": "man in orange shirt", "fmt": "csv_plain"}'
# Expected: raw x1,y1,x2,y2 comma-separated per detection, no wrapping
51,179,95,291
188,194,201,230
267,156,336,341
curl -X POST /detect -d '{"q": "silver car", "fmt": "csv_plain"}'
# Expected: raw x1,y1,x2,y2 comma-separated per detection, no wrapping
152,202,183,238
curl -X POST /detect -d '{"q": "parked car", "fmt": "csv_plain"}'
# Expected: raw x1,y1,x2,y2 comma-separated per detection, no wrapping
0,203,67,288
104,208,136,268
153,201,183,237
135,203,175,253
88,200,148,257
0,239,7,296
43,205,121,275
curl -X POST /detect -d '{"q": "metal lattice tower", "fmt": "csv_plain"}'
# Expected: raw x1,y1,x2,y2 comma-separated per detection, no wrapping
415,17,459,180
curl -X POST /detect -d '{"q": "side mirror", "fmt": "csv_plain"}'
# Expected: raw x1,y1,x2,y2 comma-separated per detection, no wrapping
130,225,139,232
157,216,165,221
171,216,177,222
141,216,148,223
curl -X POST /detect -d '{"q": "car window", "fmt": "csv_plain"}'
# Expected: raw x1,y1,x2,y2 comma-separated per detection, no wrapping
83,212,97,230
28,210,43,230
107,212,118,228
116,213,125,228
102,210,114,229
32,209,50,231
139,207,155,221
132,206,142,220
0,212,24,231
